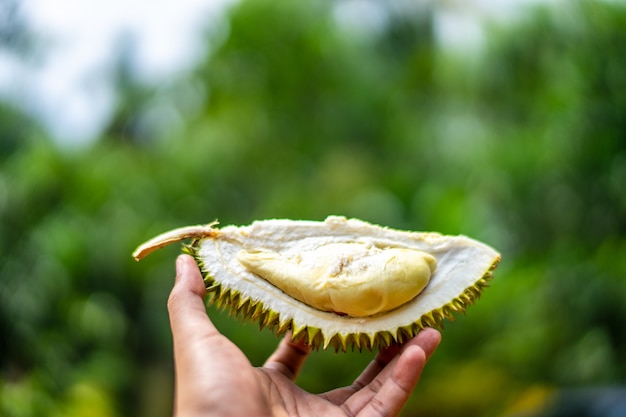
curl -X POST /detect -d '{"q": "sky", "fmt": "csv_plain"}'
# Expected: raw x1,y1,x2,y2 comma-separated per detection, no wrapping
0,0,558,147
1,0,233,146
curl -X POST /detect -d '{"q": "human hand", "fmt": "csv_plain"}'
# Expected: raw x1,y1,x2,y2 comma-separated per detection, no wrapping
168,254,441,417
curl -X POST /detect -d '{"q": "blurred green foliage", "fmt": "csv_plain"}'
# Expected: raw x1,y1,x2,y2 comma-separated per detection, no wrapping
1,1,625,416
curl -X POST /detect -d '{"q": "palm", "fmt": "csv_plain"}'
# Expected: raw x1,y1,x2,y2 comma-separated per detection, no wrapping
169,255,441,417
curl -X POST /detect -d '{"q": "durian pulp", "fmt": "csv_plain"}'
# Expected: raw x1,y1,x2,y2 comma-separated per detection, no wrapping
237,243,436,317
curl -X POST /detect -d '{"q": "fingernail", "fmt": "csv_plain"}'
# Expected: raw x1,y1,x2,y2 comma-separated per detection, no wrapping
176,256,185,276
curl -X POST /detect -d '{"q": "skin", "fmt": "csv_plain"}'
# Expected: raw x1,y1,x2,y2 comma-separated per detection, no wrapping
168,254,441,417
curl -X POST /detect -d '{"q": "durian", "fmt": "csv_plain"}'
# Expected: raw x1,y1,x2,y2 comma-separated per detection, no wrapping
133,216,500,351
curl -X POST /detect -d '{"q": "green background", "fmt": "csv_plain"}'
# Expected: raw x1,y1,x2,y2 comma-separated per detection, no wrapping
1,1,625,416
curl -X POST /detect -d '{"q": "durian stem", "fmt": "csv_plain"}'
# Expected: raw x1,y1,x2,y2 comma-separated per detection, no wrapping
132,222,218,261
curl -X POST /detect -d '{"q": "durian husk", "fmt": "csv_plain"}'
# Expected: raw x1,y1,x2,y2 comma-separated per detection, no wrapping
186,246,496,351
134,216,501,351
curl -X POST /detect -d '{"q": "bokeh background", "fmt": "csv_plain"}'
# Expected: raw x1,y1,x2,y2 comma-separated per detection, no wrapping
1,0,626,416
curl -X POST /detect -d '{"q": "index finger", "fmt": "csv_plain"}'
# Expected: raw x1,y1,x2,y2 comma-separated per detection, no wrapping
322,328,441,405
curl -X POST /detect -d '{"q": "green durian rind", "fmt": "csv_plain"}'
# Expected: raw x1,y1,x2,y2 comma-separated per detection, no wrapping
181,216,501,351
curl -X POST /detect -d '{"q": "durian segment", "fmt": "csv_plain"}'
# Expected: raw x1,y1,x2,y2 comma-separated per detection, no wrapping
133,216,501,351
237,243,436,317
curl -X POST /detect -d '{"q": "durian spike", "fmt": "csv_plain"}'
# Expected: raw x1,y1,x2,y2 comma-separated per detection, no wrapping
132,221,218,261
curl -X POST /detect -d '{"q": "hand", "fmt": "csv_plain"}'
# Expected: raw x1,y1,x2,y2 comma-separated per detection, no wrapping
168,254,441,417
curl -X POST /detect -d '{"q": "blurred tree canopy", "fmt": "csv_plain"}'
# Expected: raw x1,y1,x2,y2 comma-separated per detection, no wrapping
1,1,625,416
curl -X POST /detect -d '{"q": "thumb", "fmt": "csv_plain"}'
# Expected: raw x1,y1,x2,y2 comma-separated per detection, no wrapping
168,254,217,342
168,255,224,415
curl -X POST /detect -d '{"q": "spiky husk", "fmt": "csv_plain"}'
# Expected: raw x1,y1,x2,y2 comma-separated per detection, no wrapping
184,241,498,352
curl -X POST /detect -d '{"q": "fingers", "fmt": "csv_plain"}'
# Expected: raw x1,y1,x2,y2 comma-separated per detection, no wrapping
263,332,312,381
350,345,404,393
356,345,427,417
330,328,440,415
402,327,440,361
358,328,440,389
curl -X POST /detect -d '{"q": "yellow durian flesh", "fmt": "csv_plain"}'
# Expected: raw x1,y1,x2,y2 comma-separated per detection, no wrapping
237,243,436,317
133,216,501,351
